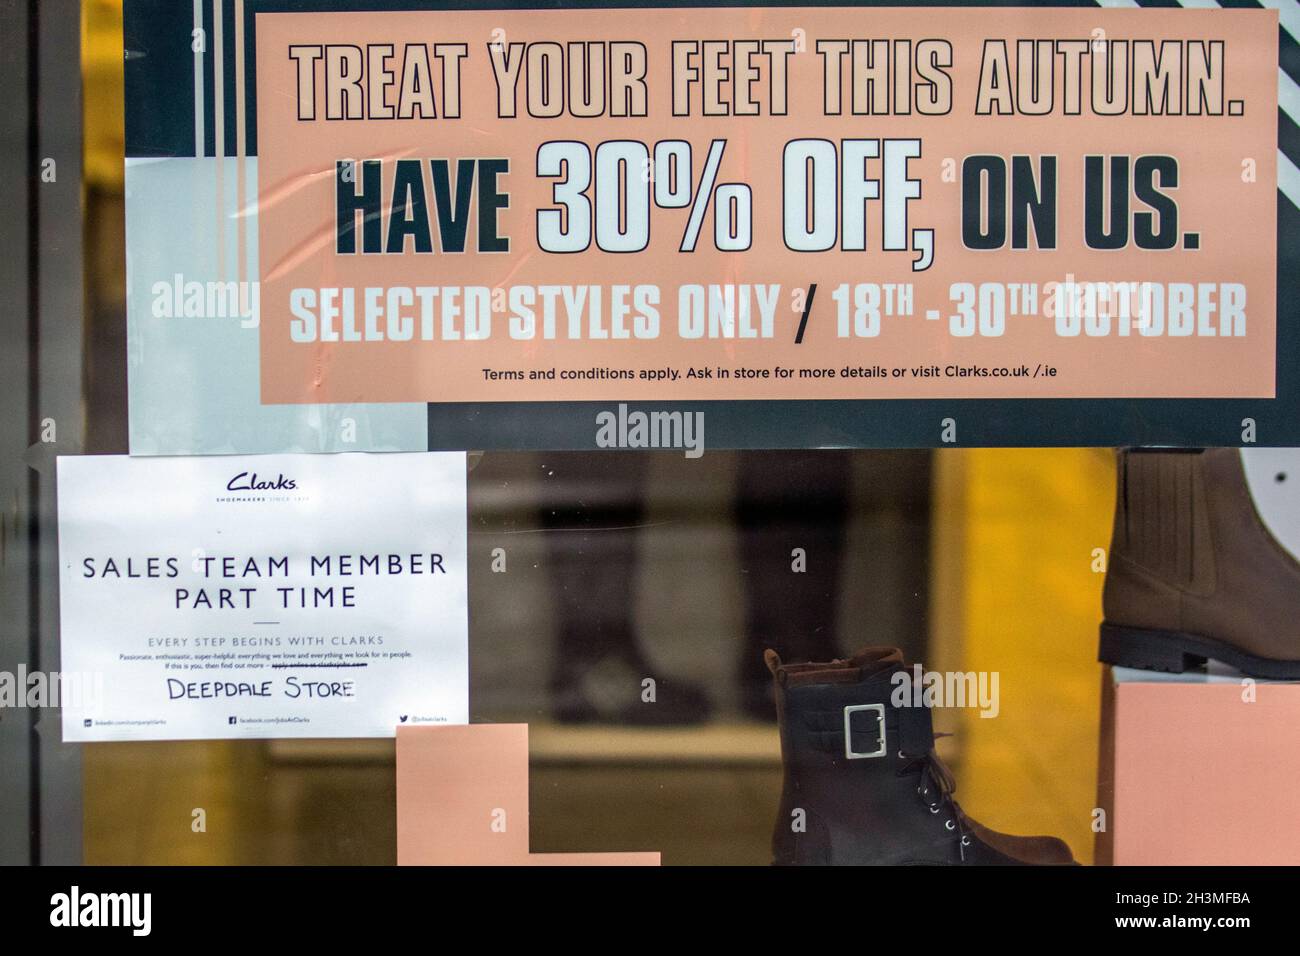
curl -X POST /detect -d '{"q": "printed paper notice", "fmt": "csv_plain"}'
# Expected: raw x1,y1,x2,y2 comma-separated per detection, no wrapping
57,452,468,741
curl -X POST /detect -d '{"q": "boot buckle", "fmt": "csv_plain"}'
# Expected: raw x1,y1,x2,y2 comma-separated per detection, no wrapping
843,704,887,759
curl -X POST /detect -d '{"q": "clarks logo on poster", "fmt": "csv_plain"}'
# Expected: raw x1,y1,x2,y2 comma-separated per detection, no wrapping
226,471,297,492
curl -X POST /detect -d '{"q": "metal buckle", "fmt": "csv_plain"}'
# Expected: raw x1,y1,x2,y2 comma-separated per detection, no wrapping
843,703,886,759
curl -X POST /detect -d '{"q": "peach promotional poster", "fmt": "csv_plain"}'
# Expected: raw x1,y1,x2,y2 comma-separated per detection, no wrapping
238,7,1279,405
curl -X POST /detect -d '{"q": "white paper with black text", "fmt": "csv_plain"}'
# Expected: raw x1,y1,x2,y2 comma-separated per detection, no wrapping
56,452,467,741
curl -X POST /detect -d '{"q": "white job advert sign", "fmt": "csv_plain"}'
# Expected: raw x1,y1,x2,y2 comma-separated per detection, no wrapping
57,452,468,741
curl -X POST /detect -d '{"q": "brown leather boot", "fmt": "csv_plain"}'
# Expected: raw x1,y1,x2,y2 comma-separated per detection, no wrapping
1101,447,1300,678
767,647,1075,865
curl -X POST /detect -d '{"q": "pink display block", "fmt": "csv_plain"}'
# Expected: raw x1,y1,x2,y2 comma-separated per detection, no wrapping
396,724,659,866
1096,666,1300,865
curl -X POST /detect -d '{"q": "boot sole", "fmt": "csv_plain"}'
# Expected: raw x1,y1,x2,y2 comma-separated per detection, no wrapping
1100,623,1300,679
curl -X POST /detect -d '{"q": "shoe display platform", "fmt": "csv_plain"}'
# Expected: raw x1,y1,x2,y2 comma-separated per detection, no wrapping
396,724,660,866
1095,664,1300,865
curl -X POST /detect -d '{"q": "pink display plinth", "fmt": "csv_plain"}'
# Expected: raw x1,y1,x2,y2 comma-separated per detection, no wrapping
397,724,659,866
1096,666,1300,865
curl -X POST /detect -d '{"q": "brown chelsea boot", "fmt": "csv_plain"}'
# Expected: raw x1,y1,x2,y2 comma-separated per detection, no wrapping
1101,447,1300,678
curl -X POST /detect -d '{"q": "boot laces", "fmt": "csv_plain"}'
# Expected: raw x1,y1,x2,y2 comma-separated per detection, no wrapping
899,733,972,861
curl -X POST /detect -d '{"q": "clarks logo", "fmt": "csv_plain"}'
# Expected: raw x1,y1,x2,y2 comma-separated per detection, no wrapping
226,471,296,492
